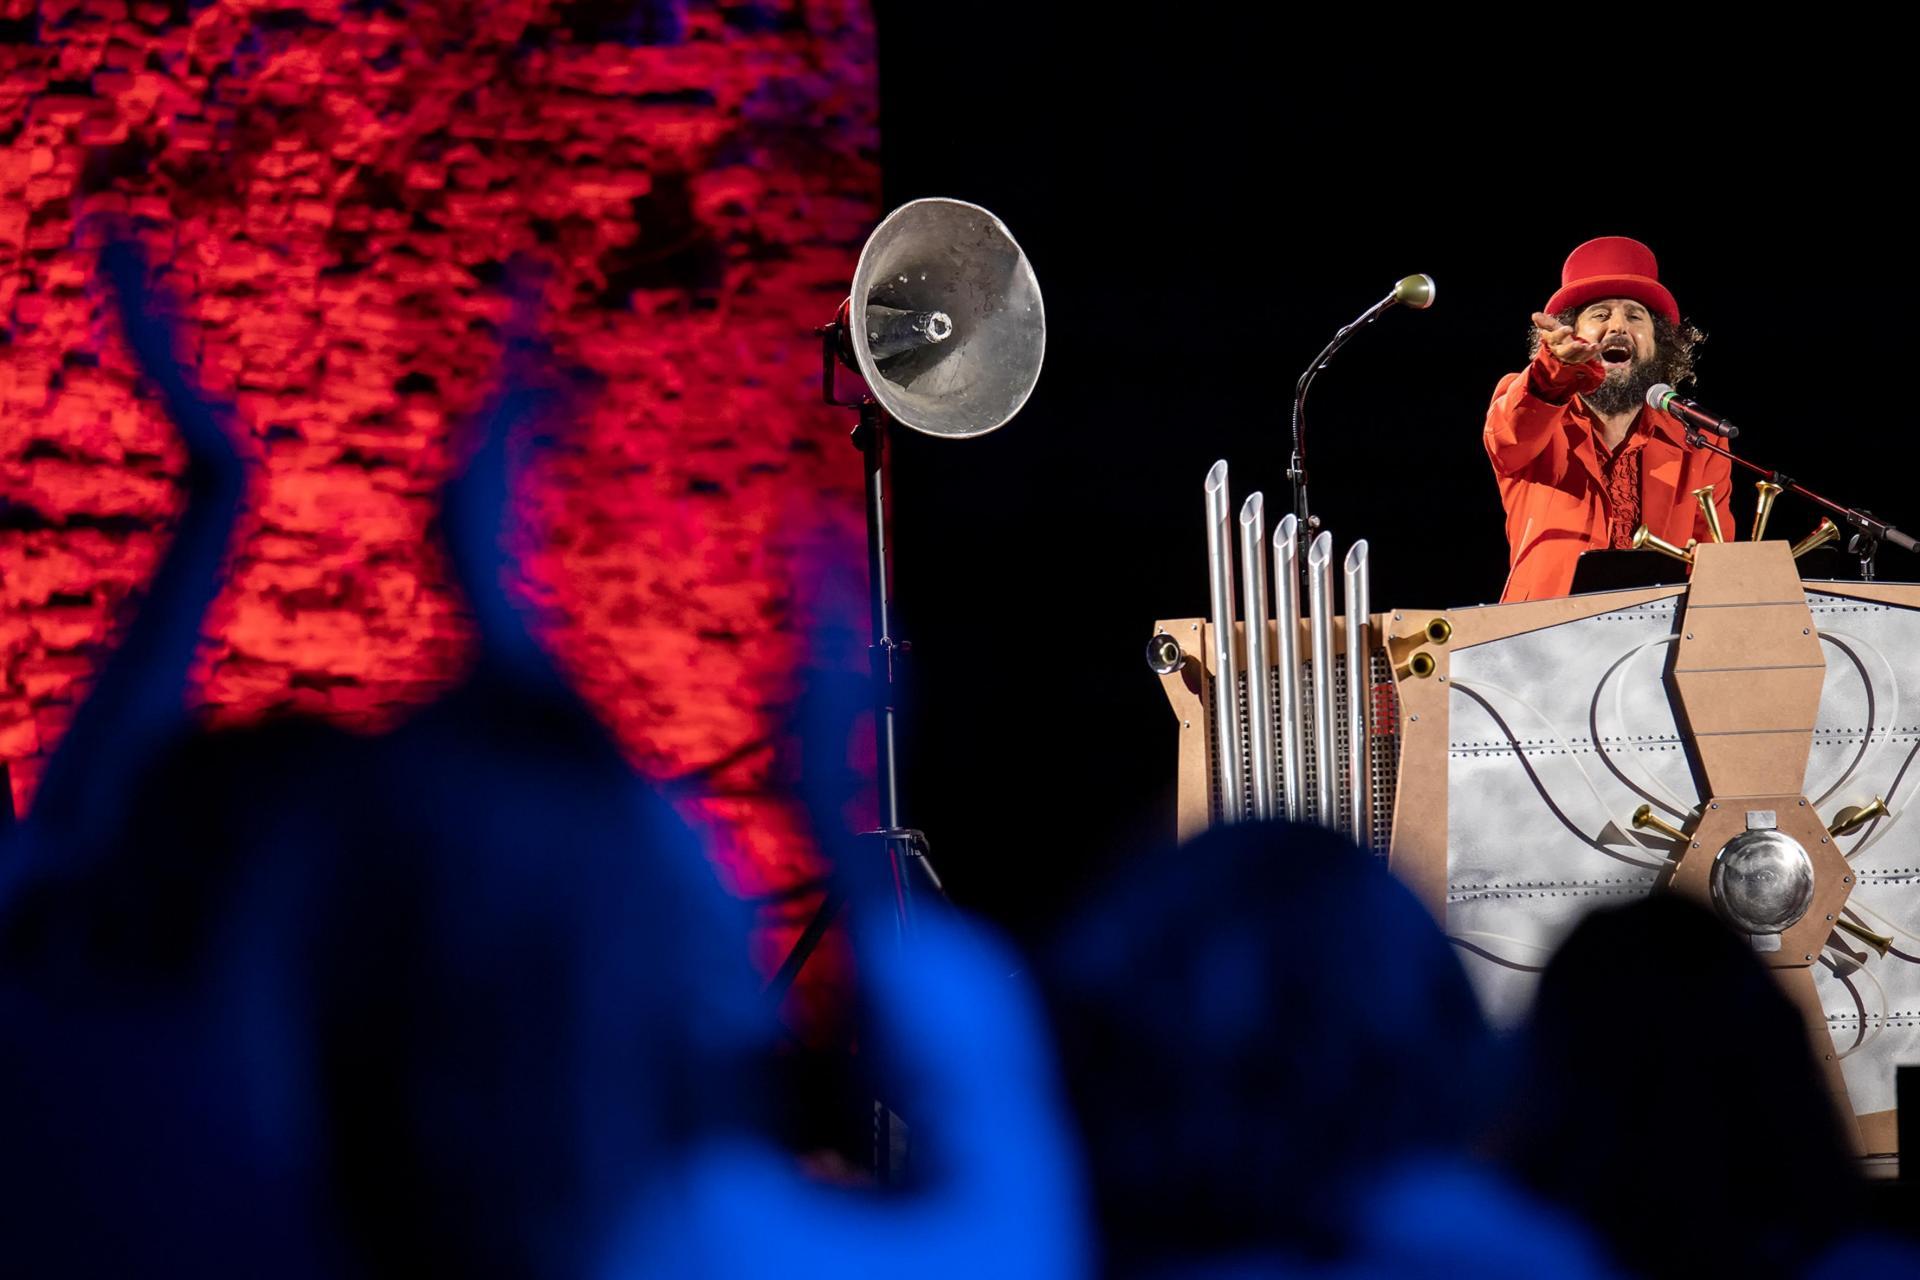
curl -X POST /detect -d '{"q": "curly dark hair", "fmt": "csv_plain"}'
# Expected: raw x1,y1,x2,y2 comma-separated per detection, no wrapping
1526,306,1705,389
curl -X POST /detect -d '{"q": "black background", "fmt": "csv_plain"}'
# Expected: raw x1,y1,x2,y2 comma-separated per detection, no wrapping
869,14,1908,940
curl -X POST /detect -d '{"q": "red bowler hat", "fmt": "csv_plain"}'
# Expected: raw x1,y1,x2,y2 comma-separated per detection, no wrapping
1545,236,1679,326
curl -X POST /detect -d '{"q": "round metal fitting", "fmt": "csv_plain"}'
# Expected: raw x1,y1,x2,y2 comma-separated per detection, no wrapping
1145,632,1186,676
1409,652,1436,678
1710,828,1816,935
1425,617,1453,645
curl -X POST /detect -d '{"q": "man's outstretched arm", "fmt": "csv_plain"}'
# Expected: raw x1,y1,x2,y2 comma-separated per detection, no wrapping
1484,312,1607,480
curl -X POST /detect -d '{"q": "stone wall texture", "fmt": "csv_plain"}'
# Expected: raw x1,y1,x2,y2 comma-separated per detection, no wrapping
1,0,877,1017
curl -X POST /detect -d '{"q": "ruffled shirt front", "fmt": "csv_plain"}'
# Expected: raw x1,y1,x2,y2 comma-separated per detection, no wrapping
1599,426,1648,551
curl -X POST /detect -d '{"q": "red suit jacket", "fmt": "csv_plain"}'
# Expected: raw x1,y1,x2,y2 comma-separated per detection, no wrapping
1484,347,1736,602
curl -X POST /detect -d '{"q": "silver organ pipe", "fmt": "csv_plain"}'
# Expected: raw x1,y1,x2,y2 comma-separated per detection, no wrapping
1204,461,1244,823
1238,493,1277,820
1273,514,1307,822
1343,540,1372,846
1306,530,1338,827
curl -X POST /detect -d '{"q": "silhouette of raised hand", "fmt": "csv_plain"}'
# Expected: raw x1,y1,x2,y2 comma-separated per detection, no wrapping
433,268,583,697
14,237,252,872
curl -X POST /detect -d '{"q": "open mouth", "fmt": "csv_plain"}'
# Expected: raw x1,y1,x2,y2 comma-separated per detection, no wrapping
1601,338,1635,368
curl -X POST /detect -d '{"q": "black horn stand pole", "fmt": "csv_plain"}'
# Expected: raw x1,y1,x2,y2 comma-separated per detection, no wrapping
849,396,944,927
765,324,947,1005
759,319,947,1182
1679,427,1920,581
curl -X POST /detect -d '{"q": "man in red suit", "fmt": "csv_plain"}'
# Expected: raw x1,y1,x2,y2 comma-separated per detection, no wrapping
1485,236,1735,602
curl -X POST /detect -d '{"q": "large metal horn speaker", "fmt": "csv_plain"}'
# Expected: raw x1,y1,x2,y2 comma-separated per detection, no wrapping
845,197,1044,438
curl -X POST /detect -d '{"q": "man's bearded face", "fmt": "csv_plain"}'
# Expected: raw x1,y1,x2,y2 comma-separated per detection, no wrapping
1575,297,1660,417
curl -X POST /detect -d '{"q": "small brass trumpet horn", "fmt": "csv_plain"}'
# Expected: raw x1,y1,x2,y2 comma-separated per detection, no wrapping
1836,915,1896,959
1632,803,1689,844
1829,795,1890,839
1791,517,1840,559
1752,481,1783,542
1632,524,1695,566
1691,485,1725,544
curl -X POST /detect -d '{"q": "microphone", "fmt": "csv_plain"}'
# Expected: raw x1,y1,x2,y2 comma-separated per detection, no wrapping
1346,275,1438,333
1390,274,1435,310
1647,382,1740,440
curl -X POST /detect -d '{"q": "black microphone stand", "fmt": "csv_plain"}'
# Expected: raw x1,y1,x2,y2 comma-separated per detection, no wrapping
1290,281,1431,533
1679,427,1918,581
1290,298,1396,535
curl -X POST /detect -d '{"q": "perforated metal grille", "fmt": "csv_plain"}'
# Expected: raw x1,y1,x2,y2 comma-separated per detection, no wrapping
1234,668,1255,822
1367,648,1400,849
1204,638,1399,848
1204,668,1224,824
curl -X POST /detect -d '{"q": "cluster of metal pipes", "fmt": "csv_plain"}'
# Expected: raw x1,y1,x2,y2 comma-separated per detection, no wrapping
1203,460,1373,844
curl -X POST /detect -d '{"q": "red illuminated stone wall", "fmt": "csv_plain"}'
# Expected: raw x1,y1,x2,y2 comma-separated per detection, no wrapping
0,0,876,1002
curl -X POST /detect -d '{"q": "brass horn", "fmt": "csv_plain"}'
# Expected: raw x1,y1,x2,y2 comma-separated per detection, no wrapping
1829,796,1891,839
1632,803,1688,844
1752,481,1783,542
1791,517,1840,560
1632,524,1695,566
1836,915,1896,959
1691,485,1725,544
